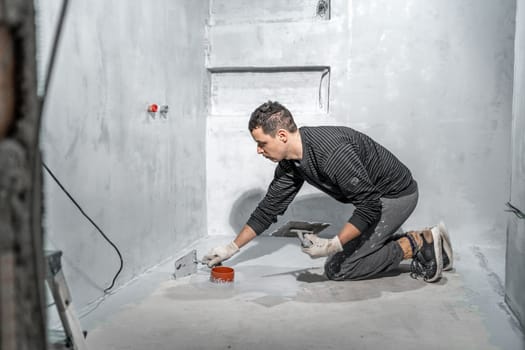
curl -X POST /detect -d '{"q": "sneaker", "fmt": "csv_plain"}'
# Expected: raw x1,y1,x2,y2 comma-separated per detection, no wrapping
438,221,453,271
409,227,443,282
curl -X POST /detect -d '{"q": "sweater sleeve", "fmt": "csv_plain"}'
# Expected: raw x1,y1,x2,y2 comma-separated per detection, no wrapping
325,143,382,233
246,161,305,235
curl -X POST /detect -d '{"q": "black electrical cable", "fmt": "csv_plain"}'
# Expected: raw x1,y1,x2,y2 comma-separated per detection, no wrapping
38,0,69,115
42,162,123,293
37,0,122,295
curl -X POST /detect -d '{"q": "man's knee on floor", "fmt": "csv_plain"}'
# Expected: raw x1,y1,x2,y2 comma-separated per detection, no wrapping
324,256,361,281
324,263,339,280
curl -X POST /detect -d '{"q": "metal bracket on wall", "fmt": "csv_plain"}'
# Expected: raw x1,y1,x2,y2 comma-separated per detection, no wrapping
316,0,330,19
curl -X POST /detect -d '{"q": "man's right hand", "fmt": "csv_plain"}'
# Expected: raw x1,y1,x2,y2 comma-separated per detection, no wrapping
202,242,240,267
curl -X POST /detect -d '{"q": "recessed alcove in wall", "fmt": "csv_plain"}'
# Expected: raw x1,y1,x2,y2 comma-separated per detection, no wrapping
209,66,330,116
210,0,331,25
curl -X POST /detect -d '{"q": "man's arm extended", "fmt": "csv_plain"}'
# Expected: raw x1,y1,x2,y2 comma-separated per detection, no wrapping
203,162,303,267
234,225,257,248
337,222,361,245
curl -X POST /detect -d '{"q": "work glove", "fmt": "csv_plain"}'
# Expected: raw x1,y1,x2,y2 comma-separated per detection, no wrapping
301,234,343,259
202,242,239,267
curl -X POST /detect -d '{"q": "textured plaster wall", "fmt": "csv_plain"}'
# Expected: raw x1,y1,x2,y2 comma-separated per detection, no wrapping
206,0,516,241
39,0,209,307
506,0,525,329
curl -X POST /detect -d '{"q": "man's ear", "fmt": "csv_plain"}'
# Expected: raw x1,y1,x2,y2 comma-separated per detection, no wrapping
277,129,287,142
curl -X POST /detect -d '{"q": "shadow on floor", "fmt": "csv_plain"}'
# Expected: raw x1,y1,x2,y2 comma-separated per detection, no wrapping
258,264,434,303
262,264,415,283
161,263,436,305
229,237,297,265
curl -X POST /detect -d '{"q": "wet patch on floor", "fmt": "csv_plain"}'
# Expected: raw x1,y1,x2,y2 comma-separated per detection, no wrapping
161,264,429,304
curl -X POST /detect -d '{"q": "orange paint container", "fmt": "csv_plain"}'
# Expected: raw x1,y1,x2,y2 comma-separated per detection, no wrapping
210,266,234,283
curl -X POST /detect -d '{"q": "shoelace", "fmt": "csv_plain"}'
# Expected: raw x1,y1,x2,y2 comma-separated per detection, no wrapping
405,234,429,280
409,251,434,281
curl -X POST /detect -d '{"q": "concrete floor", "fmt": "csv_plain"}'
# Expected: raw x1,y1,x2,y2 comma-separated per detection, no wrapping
65,232,524,350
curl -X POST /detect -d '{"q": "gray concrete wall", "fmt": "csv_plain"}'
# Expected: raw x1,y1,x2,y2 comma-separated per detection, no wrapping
506,0,525,329
39,0,209,308
206,0,516,242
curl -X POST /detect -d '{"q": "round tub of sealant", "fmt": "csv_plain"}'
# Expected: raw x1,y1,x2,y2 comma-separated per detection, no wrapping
210,266,235,283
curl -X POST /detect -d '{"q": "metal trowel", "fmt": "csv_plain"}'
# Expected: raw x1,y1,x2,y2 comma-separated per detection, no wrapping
173,249,221,279
269,221,331,247
173,249,200,279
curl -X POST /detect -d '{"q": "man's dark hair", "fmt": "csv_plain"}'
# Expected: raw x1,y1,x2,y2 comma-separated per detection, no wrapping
248,101,297,136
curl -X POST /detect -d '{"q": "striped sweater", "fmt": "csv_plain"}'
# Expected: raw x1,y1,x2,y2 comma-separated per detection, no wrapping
246,126,416,235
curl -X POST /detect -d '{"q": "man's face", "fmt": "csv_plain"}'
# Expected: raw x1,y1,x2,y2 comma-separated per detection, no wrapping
251,127,286,162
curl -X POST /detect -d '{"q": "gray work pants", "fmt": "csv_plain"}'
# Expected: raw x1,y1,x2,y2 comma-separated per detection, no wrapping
324,188,419,280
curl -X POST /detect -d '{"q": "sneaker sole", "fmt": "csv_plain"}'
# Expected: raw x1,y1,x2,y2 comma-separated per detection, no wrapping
426,226,443,282
438,221,453,271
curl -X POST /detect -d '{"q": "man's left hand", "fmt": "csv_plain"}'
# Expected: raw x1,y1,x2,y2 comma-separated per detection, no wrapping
301,234,343,258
